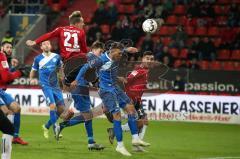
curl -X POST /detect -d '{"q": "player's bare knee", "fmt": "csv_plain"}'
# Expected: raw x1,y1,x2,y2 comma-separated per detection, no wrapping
57,105,64,115
125,104,136,114
9,102,21,113
112,111,121,120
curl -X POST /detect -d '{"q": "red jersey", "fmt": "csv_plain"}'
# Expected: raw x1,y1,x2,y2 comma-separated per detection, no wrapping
0,52,22,89
34,26,88,61
125,65,149,102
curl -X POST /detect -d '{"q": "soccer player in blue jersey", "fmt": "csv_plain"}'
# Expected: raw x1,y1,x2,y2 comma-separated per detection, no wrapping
56,41,105,150
73,42,150,156
29,40,66,139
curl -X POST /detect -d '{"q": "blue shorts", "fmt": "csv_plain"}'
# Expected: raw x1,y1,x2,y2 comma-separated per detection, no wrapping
99,86,131,114
0,90,15,106
72,94,91,112
42,87,64,106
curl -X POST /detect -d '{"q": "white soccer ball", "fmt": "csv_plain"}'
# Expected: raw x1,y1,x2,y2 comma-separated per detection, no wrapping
142,19,158,33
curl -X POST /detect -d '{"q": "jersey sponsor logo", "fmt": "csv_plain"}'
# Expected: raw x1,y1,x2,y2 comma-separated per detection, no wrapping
52,58,57,63
131,71,138,76
1,61,9,68
101,61,112,70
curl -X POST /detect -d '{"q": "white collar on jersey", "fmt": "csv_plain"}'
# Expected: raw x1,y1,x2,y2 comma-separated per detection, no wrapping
105,52,112,61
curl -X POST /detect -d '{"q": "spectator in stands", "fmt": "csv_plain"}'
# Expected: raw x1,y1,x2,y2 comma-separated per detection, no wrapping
135,0,148,11
141,34,154,54
122,22,140,45
188,49,199,60
162,55,173,67
170,25,188,49
200,2,215,18
95,32,104,43
1,31,14,44
87,23,101,45
183,14,197,27
219,27,236,50
111,20,124,41
10,58,19,72
158,46,174,66
143,3,155,19
188,58,200,70
227,3,240,27
107,2,118,25
154,5,164,19
173,74,185,91
153,38,164,59
178,60,188,69
92,1,109,25
133,11,145,35
186,1,201,17
198,37,216,60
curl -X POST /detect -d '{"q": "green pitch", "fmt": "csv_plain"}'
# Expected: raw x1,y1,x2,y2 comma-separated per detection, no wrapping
2,115,240,159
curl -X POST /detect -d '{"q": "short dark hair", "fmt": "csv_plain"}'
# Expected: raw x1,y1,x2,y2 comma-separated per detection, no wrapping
142,51,153,57
69,11,82,25
91,41,104,50
109,42,124,51
1,41,12,47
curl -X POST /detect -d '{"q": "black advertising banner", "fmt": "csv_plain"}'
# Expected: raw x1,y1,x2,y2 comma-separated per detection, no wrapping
11,69,240,94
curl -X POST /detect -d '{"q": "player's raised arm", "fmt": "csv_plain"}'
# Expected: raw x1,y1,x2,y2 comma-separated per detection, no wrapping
26,27,61,47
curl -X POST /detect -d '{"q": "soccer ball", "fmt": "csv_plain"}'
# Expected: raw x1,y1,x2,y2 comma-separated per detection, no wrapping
142,19,158,33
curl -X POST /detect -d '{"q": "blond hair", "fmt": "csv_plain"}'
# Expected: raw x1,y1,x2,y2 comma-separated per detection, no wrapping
69,11,82,25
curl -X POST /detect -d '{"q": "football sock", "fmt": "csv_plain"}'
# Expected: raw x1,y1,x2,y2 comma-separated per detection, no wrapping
13,113,20,137
139,125,147,140
113,120,123,142
60,114,84,128
1,134,13,159
84,120,94,144
127,114,138,136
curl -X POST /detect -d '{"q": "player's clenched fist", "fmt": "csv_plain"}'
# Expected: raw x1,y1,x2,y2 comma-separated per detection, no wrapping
26,40,36,47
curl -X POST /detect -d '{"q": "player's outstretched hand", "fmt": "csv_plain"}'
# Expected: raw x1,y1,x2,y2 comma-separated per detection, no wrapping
26,40,36,47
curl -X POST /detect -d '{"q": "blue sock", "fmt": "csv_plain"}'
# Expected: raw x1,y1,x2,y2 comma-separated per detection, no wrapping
45,120,52,129
50,110,58,126
14,113,20,137
60,114,85,129
113,120,123,142
85,120,94,144
128,114,138,135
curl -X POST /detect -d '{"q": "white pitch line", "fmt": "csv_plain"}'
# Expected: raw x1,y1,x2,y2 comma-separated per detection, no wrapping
199,157,240,159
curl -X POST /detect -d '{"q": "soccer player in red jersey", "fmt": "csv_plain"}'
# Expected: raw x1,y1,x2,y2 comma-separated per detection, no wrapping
26,11,87,61
0,41,29,145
